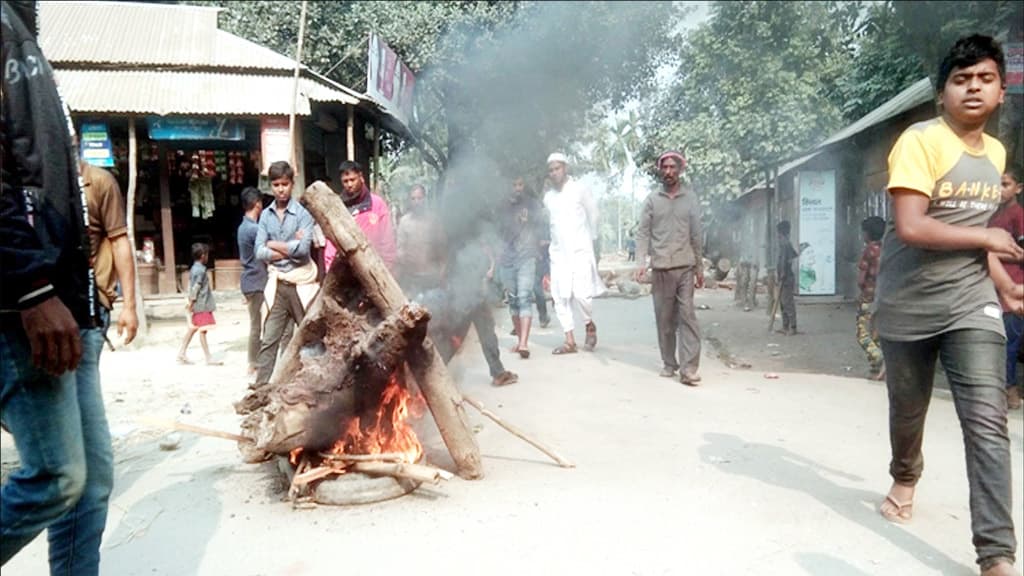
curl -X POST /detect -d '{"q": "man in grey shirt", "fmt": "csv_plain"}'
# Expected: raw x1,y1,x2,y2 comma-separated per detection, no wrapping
253,161,315,386
634,151,705,385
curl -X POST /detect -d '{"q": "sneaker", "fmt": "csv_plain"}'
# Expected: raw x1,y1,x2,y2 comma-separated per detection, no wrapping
492,371,518,387
680,372,701,386
1008,387,1023,410
659,367,677,378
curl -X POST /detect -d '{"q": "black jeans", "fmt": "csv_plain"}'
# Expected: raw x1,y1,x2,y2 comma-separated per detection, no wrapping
882,329,1016,567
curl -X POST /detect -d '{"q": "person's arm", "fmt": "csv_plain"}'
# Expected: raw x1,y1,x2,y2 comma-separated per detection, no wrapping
1,29,81,375
110,235,138,343
287,208,315,260
990,253,1024,315
689,192,704,287
891,190,1022,259
581,184,599,241
254,212,277,262
991,206,1024,264
634,196,653,281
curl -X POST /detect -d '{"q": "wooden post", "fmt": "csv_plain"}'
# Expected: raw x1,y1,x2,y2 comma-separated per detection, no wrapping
126,116,147,335
346,105,355,162
300,181,484,480
157,142,176,293
288,0,308,191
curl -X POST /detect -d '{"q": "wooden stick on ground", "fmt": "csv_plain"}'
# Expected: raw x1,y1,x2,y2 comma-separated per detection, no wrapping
139,418,253,443
460,395,575,469
351,461,453,484
318,452,408,463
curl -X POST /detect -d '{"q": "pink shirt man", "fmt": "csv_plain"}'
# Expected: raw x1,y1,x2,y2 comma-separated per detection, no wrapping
324,188,396,271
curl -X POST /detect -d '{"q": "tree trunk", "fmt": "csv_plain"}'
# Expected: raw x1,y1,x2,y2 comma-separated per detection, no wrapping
125,117,147,336
299,181,484,479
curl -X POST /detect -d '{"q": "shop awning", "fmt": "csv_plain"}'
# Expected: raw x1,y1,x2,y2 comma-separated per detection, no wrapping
54,69,360,117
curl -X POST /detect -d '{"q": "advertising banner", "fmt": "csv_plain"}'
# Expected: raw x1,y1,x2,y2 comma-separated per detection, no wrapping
79,122,114,167
146,117,245,141
367,33,415,127
260,117,291,174
797,171,836,295
1007,43,1023,95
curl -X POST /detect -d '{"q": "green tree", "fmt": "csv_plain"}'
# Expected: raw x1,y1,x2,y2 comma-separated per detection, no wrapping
639,1,860,204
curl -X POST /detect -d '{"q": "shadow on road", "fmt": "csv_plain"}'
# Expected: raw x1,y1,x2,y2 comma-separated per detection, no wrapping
699,432,970,575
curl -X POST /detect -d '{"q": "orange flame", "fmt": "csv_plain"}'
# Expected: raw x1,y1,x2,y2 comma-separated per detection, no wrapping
328,373,424,464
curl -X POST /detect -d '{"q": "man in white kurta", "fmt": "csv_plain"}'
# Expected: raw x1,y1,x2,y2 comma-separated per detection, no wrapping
544,153,605,354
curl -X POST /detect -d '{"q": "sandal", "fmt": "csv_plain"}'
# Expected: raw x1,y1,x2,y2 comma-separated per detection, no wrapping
552,342,578,355
879,494,913,524
584,322,597,351
518,348,530,359
492,371,518,387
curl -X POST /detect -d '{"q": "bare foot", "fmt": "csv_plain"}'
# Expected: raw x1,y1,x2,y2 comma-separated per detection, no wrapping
981,559,1018,576
177,356,192,365
879,482,915,523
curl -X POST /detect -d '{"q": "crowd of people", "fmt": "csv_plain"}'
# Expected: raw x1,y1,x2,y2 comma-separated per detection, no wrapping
1,1,1022,572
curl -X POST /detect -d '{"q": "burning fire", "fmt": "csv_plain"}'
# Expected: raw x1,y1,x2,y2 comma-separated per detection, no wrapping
328,373,424,464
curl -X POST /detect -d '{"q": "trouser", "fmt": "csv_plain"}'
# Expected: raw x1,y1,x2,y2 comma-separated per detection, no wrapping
438,303,505,378
255,281,305,385
534,257,549,322
856,302,883,370
1,313,113,575
1004,314,1023,389
652,266,702,376
501,259,536,318
881,330,1016,567
244,291,264,369
779,276,796,330
554,294,593,334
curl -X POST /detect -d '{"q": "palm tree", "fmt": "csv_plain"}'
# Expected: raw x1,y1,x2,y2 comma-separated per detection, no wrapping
588,111,641,251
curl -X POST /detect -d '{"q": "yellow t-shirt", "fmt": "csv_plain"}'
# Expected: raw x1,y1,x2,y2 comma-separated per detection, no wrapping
876,117,1006,341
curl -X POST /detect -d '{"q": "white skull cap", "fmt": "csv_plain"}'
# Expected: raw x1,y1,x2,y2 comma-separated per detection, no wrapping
546,152,569,165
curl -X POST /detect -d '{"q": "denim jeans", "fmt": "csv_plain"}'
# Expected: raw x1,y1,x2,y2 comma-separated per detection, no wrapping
501,259,536,318
881,329,1016,567
1,311,113,575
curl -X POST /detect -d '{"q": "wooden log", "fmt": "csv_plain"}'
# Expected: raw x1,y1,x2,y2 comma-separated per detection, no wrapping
461,395,575,469
301,181,484,480
139,418,253,444
319,452,407,463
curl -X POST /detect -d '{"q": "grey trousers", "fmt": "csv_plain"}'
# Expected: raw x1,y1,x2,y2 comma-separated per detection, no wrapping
244,291,264,369
779,276,796,330
652,266,701,375
255,281,305,386
882,329,1016,567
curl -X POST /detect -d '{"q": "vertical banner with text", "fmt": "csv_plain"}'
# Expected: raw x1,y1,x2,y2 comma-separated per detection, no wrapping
367,33,415,127
797,171,836,295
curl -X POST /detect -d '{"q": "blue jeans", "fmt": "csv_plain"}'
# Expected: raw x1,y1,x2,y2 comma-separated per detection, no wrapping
1,311,113,575
1004,314,1024,389
501,258,536,318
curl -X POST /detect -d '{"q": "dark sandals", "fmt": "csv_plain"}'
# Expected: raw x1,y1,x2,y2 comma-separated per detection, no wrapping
552,342,578,355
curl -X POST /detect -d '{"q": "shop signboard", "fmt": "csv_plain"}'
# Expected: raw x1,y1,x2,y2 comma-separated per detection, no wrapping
80,122,114,167
146,117,245,141
1007,43,1023,95
367,33,415,127
260,117,291,174
796,170,836,295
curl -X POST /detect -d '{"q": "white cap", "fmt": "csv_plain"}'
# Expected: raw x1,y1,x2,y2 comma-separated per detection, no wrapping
546,152,569,165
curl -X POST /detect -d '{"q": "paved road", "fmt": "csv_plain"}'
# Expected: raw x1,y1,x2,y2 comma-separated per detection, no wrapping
3,295,1022,575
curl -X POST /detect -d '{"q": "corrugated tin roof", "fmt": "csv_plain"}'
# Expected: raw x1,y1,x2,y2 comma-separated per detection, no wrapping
738,77,934,198
54,70,358,116
39,1,297,71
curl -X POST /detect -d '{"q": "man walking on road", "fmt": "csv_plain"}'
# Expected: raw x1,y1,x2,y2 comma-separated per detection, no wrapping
544,152,604,355
634,151,704,385
397,184,447,297
2,1,112,572
501,176,546,358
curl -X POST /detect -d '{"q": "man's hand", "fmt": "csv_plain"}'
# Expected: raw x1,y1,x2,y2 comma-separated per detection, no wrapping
20,297,82,376
985,228,1024,261
117,308,139,345
633,267,647,283
695,268,705,289
998,283,1024,316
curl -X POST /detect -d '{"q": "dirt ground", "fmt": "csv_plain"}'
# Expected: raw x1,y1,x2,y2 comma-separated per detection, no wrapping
2,275,1022,576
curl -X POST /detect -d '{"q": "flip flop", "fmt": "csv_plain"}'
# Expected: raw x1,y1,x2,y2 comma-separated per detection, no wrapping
518,348,530,359
552,343,577,355
880,494,913,524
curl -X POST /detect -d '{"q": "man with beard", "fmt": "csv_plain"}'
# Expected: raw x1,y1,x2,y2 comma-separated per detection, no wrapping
544,153,604,355
324,161,396,271
634,151,704,385
396,184,447,297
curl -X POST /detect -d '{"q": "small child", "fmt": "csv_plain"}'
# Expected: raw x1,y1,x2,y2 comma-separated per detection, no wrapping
989,164,1024,409
856,216,886,379
775,220,798,335
177,242,221,365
